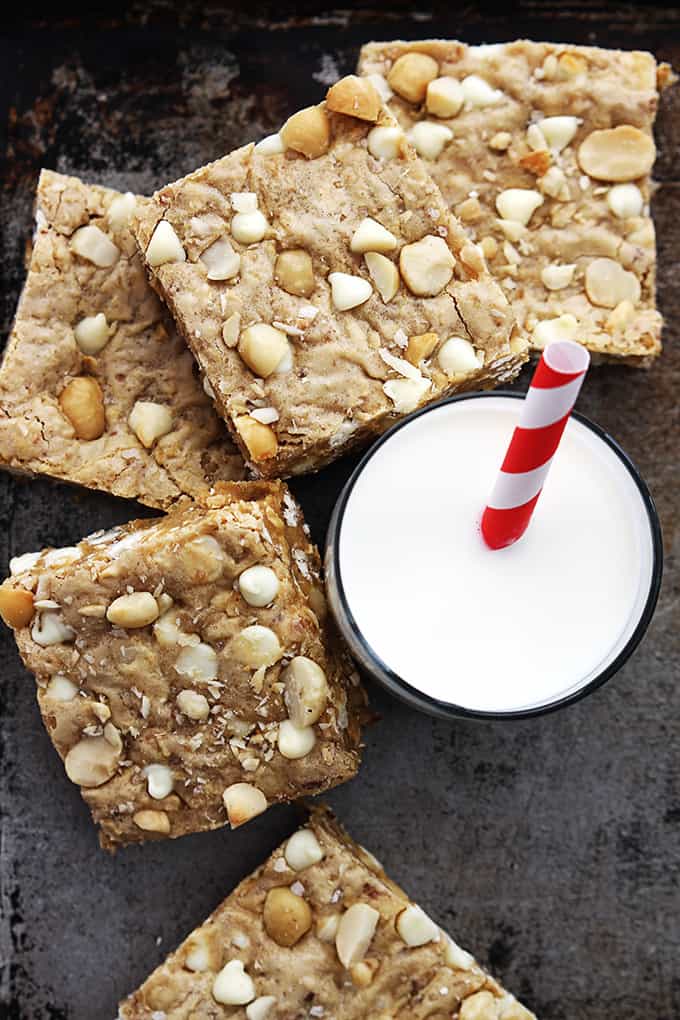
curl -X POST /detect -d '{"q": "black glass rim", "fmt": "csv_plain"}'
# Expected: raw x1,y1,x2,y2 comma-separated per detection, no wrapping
327,391,664,722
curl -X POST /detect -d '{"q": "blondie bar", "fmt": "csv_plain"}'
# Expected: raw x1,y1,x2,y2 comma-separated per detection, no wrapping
133,75,526,478
0,170,244,509
358,39,674,364
0,482,363,850
118,806,535,1019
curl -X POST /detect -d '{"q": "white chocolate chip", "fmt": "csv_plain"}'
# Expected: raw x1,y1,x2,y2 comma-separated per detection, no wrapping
536,116,580,152
128,401,173,448
584,258,641,308
328,272,373,311
45,674,78,701
532,313,579,350
249,407,279,425
277,719,316,759
461,75,503,108
230,192,258,213
607,183,644,219
146,221,186,266
184,934,213,972
365,72,393,103
231,210,268,244
182,535,225,583
367,125,404,159
239,323,290,378
396,905,440,947
426,76,464,118
144,763,174,800
254,133,285,155
154,611,197,647
350,217,397,254
232,625,282,668
9,551,41,575
399,235,454,297
212,960,256,1006
496,189,543,226
364,252,399,302
335,903,380,968
107,592,159,629
175,642,219,681
107,192,137,229
283,656,328,727
74,313,110,355
438,337,483,376
223,782,267,827
31,610,75,646
176,689,210,720
443,933,476,971
383,376,431,414
200,238,241,280
246,997,277,1020
540,263,576,290
460,990,500,1020
64,735,120,787
238,565,280,607
71,225,120,267
408,121,453,160
285,828,325,870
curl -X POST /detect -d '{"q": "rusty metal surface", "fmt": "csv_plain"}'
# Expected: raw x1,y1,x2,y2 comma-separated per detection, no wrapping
1,4,679,1018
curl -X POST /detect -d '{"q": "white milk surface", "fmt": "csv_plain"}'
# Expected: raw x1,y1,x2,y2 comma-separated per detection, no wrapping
336,396,655,713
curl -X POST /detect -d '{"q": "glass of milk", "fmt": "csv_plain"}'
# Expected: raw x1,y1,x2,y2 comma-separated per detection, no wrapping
325,393,663,719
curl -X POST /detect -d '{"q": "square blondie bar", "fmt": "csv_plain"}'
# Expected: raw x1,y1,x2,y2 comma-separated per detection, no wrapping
133,75,526,478
0,170,244,509
118,806,535,1019
0,482,364,850
358,39,674,365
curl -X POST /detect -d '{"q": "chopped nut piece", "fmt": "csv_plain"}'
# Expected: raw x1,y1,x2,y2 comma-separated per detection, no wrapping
222,313,241,347
144,763,174,800
350,217,398,254
107,192,136,229
519,150,551,176
9,551,41,575
284,828,325,871
336,903,380,968
363,252,399,303
317,913,340,942
532,313,578,349
585,258,641,308
128,401,173,448
238,324,290,378
367,125,404,159
231,209,269,244
326,76,381,122
65,735,121,788
212,960,256,1006
280,105,331,159
456,197,482,222
606,299,635,332
0,588,35,629
246,997,277,1020
278,719,316,759
230,192,258,213
59,376,106,440
184,932,216,972
396,905,440,946
232,625,282,669
200,238,241,280
540,263,576,290
387,52,439,103
175,642,219,681
328,272,373,311
406,332,438,366
223,782,268,828
238,565,280,607
176,689,210,720
461,74,503,108
71,225,120,267
496,189,544,226
426,76,464,118
557,51,588,78
350,960,378,987
539,165,570,200
146,220,186,266
254,133,285,155
106,592,159,629
443,933,476,970
489,131,512,151
74,313,110,355
459,990,499,1020
577,125,656,182
31,610,75,646
132,809,170,833
607,183,644,218
408,121,453,160
235,416,279,462
438,337,482,377
383,376,430,414
399,235,454,296
480,236,498,260
275,250,315,297
263,887,313,947
283,656,329,727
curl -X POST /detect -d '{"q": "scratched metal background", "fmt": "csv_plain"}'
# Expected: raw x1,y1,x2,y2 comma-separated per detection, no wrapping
1,3,679,1018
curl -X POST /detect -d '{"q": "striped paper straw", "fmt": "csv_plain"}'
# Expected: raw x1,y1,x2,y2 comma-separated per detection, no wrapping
481,340,591,550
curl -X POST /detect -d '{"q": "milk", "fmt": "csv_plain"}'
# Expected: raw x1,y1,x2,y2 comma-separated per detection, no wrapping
328,395,658,715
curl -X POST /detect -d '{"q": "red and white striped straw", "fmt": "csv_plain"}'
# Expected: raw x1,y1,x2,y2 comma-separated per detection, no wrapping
481,340,591,551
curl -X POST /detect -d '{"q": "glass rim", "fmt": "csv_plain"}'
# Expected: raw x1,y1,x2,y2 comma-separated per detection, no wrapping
326,391,664,722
